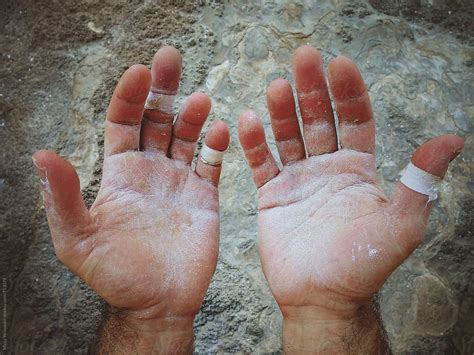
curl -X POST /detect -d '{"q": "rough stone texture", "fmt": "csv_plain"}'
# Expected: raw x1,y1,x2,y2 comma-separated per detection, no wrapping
0,0,472,353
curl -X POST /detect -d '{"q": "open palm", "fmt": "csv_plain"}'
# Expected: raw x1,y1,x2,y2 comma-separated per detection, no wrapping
238,45,463,315
33,47,229,320
259,150,403,308
79,152,219,315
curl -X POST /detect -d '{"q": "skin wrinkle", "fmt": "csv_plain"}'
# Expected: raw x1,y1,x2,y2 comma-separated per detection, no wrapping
334,92,369,105
173,135,199,144
275,135,301,143
256,143,400,303
245,143,274,168
258,150,377,210
253,163,280,188
93,150,218,234
143,110,175,124
260,177,381,232
84,178,217,306
272,123,302,141
105,122,142,156
114,80,149,104
170,140,196,163
142,117,174,129
298,88,331,98
106,119,141,128
279,190,337,235
176,114,205,128
276,139,304,163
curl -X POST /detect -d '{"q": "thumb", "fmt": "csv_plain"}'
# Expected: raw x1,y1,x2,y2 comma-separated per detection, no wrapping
33,150,94,266
388,135,464,251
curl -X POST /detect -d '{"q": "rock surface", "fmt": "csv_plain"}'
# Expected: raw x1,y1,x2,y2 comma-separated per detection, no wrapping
0,0,473,353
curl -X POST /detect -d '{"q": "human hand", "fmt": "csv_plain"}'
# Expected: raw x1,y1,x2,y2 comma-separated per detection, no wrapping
238,45,463,354
33,47,229,354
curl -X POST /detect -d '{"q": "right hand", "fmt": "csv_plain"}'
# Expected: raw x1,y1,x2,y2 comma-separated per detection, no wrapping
238,45,463,353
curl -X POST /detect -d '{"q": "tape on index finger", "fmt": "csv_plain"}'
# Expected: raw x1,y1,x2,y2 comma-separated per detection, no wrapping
400,162,442,202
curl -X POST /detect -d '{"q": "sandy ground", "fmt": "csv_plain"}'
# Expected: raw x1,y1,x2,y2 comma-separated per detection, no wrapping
1,0,473,353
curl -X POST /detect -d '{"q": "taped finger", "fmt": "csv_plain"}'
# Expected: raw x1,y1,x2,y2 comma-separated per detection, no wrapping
195,120,230,186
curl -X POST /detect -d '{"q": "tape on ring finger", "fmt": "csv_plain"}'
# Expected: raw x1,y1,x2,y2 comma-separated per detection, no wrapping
199,144,227,166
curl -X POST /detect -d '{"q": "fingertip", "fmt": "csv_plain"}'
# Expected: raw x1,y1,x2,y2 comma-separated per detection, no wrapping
411,135,465,178
107,64,151,124
32,151,85,217
32,149,53,166
327,56,366,99
32,150,77,180
292,45,324,90
238,110,259,131
182,92,212,123
151,46,182,94
267,79,297,116
128,63,152,84
327,55,355,74
205,120,229,151
238,109,257,126
238,110,266,149
154,45,182,63
267,78,292,102
191,91,212,106
446,134,465,157
118,64,152,101
292,45,321,66
267,78,291,95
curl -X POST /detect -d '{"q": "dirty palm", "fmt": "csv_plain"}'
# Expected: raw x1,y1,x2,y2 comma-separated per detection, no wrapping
33,47,230,325
238,45,463,320
34,44,463,352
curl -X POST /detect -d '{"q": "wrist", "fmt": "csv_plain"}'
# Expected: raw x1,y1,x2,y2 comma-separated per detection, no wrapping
281,300,390,354
98,308,194,354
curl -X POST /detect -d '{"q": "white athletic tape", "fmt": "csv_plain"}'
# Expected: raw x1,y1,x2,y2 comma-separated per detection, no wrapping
144,91,175,114
400,162,442,202
200,143,226,166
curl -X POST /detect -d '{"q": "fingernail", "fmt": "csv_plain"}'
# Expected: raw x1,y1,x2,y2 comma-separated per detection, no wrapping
32,156,48,185
451,149,463,161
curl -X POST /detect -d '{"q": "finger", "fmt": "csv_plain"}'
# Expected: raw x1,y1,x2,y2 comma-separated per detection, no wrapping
32,150,93,269
170,92,211,164
105,64,151,156
327,56,375,153
390,134,464,212
266,79,305,164
141,46,182,153
389,135,464,248
293,45,337,156
195,120,230,186
238,110,280,188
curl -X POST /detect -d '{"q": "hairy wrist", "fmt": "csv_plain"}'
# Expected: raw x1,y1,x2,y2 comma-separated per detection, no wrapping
282,299,391,354
97,307,194,354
